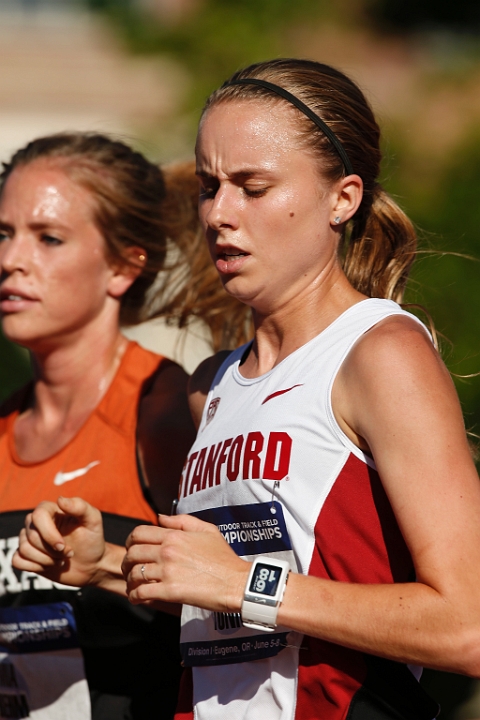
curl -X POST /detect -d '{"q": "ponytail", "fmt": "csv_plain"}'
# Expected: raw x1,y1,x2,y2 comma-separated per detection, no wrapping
343,185,417,303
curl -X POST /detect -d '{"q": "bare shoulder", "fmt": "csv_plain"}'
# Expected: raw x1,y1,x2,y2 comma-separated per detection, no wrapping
342,313,444,386
333,313,460,455
335,313,480,595
188,351,232,429
137,358,197,514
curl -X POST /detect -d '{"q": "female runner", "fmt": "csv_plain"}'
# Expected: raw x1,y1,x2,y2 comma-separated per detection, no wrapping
0,132,248,720
13,61,480,720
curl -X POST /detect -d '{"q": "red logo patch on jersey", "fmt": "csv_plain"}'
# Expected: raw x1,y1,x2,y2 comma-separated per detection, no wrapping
206,397,221,425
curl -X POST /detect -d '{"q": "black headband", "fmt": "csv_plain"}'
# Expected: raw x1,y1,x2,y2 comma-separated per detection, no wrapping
224,78,354,177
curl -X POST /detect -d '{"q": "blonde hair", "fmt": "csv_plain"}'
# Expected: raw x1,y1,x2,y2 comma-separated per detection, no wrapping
151,160,253,351
203,59,417,303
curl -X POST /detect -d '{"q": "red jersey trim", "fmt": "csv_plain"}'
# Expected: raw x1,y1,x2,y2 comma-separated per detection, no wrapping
295,454,414,720
175,667,194,720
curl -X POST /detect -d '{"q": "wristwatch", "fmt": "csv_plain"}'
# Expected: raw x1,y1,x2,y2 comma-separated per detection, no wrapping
241,556,290,632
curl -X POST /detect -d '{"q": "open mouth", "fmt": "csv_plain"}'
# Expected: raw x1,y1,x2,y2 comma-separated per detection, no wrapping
0,288,37,309
221,252,247,261
214,246,250,274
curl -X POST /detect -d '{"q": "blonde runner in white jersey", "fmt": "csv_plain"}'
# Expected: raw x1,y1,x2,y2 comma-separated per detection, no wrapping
178,299,435,720
13,59,480,720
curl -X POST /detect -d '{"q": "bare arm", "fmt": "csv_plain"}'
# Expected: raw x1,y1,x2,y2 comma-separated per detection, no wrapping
137,359,197,514
12,496,128,595
270,318,480,673
187,351,231,429
12,496,182,615
121,317,480,676
297,315,480,673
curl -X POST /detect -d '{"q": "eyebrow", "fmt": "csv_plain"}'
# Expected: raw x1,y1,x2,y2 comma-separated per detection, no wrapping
196,168,273,181
0,220,70,233
29,222,70,232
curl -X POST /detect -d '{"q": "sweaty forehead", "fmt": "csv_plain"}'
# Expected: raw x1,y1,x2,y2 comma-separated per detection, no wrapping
195,100,305,173
0,159,96,225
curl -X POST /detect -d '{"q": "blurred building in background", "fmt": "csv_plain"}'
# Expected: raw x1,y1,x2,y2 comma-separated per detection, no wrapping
0,0,187,162
0,0,211,374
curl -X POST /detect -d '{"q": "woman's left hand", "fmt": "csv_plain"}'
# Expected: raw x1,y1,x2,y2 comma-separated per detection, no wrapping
122,514,249,611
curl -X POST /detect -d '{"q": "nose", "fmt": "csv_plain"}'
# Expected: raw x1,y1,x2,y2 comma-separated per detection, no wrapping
204,184,240,233
0,235,29,276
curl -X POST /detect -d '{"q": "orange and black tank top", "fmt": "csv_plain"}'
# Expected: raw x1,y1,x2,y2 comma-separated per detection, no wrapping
0,340,162,519
0,341,184,720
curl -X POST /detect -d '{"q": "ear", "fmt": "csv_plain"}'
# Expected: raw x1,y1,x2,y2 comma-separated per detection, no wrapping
329,175,363,227
107,246,147,299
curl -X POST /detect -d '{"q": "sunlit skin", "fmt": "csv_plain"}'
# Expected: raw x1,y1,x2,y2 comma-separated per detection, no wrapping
0,160,129,354
196,101,364,375
12,102,480,678
0,160,140,461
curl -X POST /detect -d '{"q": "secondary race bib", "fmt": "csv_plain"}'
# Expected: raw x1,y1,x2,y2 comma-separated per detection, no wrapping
0,602,90,720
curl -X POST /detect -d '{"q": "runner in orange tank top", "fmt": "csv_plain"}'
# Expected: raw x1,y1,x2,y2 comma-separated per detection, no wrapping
0,342,180,522
0,339,193,720
0,133,247,720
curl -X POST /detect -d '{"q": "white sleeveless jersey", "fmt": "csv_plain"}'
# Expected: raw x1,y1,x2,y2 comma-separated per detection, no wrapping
177,299,439,720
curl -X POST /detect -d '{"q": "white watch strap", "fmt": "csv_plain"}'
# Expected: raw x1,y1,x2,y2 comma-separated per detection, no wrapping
241,598,279,632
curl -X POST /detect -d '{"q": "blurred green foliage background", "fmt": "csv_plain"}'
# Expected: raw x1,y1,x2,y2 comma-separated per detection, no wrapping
2,0,479,447
1,2,479,717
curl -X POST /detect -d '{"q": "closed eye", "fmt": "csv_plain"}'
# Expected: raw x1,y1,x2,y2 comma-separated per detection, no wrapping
198,178,219,200
41,234,63,246
243,186,269,198
199,187,216,199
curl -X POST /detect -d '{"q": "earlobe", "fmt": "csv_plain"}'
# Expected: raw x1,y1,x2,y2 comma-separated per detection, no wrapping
107,246,147,299
330,175,363,226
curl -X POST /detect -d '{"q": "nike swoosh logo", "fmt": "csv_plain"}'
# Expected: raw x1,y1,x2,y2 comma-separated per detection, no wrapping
54,461,100,486
262,384,304,405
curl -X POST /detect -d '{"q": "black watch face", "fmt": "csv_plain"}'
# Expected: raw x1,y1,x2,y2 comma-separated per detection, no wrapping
249,563,282,596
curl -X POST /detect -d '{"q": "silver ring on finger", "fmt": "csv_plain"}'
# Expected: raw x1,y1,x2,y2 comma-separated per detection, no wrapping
140,564,148,583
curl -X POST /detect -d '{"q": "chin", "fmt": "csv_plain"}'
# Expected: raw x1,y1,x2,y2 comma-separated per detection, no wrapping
222,275,252,299
2,318,42,351
224,277,272,313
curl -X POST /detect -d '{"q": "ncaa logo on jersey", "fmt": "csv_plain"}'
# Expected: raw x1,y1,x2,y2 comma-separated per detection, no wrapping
206,397,221,426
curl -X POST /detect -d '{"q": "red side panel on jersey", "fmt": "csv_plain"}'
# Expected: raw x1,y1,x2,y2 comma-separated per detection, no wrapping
295,453,413,720
175,668,194,720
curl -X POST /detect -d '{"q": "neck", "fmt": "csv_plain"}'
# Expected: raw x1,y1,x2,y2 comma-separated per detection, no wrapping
11,305,131,463
19,302,128,423
31,325,127,420
243,267,365,378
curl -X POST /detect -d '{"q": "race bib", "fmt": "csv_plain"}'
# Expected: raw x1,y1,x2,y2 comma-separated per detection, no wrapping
180,502,301,667
0,603,90,720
